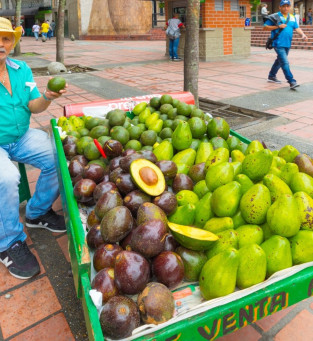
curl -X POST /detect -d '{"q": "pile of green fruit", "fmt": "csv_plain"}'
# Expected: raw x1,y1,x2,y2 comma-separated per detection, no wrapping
60,94,313,340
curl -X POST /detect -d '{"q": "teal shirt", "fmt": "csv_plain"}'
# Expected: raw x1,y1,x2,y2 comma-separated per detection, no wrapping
0,58,41,145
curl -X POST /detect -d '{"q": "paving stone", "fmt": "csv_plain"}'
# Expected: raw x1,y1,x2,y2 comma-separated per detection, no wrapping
275,310,313,341
0,277,61,338
10,313,74,341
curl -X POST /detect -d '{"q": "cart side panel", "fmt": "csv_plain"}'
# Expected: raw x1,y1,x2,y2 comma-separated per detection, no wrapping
63,92,195,117
51,119,90,296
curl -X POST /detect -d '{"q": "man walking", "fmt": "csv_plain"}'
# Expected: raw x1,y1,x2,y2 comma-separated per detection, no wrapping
264,0,308,89
32,22,40,41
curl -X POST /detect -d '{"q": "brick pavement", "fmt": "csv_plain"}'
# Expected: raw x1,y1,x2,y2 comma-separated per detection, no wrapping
0,37,313,341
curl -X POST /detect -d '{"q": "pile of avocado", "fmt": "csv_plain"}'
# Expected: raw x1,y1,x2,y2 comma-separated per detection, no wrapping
60,94,313,339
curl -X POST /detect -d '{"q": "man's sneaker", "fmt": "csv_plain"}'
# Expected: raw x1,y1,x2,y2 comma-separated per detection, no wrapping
290,81,299,89
0,241,40,279
26,209,66,233
173,57,183,61
267,76,281,84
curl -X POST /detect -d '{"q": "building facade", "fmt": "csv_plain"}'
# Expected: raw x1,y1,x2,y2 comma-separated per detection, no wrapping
166,0,252,59
0,0,53,35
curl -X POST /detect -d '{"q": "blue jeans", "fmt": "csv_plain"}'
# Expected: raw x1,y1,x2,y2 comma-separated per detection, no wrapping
169,37,180,59
269,47,296,84
0,129,59,252
309,17,312,25
34,32,39,40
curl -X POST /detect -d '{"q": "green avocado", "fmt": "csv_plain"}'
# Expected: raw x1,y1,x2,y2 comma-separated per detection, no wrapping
240,184,271,225
176,247,207,282
242,149,273,182
194,192,214,228
261,236,292,277
199,249,239,300
168,203,196,226
237,244,267,289
211,181,242,217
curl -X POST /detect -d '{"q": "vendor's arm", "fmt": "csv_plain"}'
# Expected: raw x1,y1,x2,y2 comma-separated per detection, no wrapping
28,87,67,114
295,27,308,40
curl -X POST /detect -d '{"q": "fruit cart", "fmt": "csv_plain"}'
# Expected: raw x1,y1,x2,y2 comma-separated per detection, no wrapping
51,92,313,341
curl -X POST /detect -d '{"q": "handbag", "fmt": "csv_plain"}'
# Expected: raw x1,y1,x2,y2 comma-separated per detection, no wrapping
265,15,290,50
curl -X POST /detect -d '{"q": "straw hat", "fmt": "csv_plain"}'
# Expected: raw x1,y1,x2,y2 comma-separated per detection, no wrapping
0,17,23,47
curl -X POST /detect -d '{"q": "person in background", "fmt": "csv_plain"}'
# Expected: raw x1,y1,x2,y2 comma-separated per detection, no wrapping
261,4,269,23
0,17,67,280
50,20,56,38
308,8,313,25
40,20,49,39
264,0,308,89
294,7,300,26
32,22,40,41
165,13,185,61
47,20,53,40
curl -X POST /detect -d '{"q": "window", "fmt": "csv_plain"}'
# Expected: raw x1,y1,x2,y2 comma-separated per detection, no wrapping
239,6,246,18
215,0,224,11
231,0,239,11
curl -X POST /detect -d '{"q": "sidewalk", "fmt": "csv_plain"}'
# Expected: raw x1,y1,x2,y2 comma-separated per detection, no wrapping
0,37,313,341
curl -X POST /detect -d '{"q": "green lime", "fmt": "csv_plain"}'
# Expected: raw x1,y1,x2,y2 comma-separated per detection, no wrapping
159,127,173,140
110,126,130,145
125,140,142,151
85,117,100,130
47,76,66,93
128,125,142,140
97,135,111,146
150,97,161,109
77,128,90,137
160,104,173,115
177,102,192,117
84,141,101,160
88,125,109,138
160,94,173,105
188,117,207,139
191,108,204,119
140,130,157,146
76,136,93,154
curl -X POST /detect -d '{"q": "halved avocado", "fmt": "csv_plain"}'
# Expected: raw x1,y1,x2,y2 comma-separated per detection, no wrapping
130,159,165,196
168,222,219,251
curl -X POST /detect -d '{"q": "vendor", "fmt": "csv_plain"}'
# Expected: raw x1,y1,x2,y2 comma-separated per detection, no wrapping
0,17,67,280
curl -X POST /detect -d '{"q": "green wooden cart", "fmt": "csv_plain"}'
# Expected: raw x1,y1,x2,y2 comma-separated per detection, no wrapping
50,110,313,341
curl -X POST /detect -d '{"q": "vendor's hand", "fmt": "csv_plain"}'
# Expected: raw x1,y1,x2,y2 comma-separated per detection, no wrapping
302,34,308,41
44,83,68,101
278,24,287,28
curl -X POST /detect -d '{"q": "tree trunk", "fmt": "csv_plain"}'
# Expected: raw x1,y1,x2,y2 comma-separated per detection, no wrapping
13,0,21,57
56,0,66,63
183,0,200,106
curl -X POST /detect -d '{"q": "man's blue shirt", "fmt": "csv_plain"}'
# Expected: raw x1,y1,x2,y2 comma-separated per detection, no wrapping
264,12,298,48
0,58,41,145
